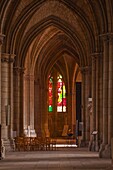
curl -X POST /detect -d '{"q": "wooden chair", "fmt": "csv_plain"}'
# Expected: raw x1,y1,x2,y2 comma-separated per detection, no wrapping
45,137,51,151
15,137,24,151
38,137,46,150
23,137,30,151
51,139,56,151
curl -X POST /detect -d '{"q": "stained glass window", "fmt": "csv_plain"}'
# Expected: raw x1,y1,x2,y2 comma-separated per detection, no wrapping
48,75,53,112
48,73,66,112
57,74,66,112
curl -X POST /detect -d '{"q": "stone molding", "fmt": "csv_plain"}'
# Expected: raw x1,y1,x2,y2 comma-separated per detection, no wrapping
1,53,15,63
80,66,91,74
0,34,5,45
99,33,113,42
24,74,34,81
13,67,25,75
91,52,102,62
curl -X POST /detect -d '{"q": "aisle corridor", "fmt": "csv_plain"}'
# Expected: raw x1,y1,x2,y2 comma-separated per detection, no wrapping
0,148,112,170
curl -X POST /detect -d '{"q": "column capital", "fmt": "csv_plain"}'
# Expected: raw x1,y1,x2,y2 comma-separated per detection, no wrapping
80,66,91,74
14,66,25,75
99,33,113,42
1,53,15,63
91,52,102,60
0,34,5,45
24,74,34,81
34,78,40,85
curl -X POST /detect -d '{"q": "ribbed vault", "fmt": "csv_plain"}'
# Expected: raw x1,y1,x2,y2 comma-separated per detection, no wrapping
1,0,110,70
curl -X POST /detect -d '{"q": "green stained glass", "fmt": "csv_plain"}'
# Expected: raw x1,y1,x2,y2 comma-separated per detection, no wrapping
48,75,53,112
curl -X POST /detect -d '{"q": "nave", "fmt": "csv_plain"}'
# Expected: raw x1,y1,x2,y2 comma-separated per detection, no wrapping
0,148,112,170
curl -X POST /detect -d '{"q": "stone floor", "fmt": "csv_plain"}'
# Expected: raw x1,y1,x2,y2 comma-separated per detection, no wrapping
0,147,113,170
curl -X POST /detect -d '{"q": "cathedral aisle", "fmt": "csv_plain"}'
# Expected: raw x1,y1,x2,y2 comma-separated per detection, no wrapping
0,148,112,170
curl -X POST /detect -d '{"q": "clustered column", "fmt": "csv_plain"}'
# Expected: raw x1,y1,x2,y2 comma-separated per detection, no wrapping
80,66,91,146
108,35,113,146
34,78,42,136
99,33,113,158
81,68,85,143
90,53,101,151
13,67,21,136
29,75,34,130
0,34,5,158
24,74,34,129
1,53,14,139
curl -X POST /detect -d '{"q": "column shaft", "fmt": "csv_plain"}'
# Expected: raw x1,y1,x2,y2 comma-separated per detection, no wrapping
34,79,41,136
95,54,100,151
0,34,5,159
29,75,34,130
103,38,109,145
24,75,30,128
13,68,20,136
81,71,85,142
108,36,113,144
91,56,96,133
1,54,9,139
85,67,90,143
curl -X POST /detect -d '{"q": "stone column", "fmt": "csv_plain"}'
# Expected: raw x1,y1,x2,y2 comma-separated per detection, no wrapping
0,33,5,159
84,67,90,146
102,36,109,146
13,67,21,136
24,74,35,135
24,74,30,129
1,54,9,139
1,53,15,139
98,54,103,147
108,35,113,151
34,78,42,136
91,54,96,151
40,84,47,137
80,68,85,144
95,53,101,151
99,34,109,158
8,54,15,138
29,75,34,130
41,86,49,137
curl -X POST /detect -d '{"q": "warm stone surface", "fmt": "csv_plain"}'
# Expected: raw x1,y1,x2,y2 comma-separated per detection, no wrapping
0,148,112,170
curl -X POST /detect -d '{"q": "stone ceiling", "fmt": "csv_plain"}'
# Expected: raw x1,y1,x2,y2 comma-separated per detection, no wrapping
0,0,112,82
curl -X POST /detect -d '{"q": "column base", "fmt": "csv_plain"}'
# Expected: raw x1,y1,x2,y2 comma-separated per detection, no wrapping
99,144,111,158
95,141,99,151
88,140,99,151
2,138,15,152
80,140,87,147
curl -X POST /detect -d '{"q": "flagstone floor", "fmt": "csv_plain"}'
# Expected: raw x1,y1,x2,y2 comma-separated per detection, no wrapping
0,147,112,170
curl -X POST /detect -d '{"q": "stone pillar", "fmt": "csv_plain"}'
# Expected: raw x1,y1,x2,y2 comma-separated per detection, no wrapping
34,78,42,136
92,55,96,133
99,34,109,157
24,74,35,135
90,54,96,151
1,54,9,139
95,53,101,151
98,54,103,147
8,54,15,138
24,74,30,129
40,83,48,137
0,33,5,159
84,67,90,146
107,35,113,157
13,67,21,136
41,86,49,137
80,68,85,144
29,75,34,130
1,53,15,139
103,36,109,146
80,66,91,146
